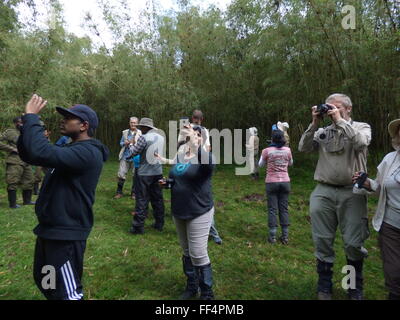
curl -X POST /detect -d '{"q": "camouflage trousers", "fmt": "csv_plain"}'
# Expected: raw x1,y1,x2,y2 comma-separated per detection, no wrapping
5,163,34,191
34,166,45,184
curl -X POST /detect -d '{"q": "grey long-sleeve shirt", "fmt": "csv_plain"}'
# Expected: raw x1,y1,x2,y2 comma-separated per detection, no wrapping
298,118,371,186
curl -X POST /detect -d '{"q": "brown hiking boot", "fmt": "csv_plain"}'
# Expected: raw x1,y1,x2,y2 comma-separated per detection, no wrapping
113,193,123,199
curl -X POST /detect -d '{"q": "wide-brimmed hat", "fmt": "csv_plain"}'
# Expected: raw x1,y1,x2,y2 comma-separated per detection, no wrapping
137,117,156,130
388,119,400,138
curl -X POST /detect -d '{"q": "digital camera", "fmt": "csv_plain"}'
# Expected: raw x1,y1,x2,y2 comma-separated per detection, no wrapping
317,103,333,115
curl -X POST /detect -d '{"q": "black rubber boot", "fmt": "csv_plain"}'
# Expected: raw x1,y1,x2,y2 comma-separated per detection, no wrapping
180,255,199,300
23,190,35,205
195,263,214,300
317,259,333,300
114,178,125,198
129,224,144,235
346,258,364,300
7,190,21,209
33,183,39,195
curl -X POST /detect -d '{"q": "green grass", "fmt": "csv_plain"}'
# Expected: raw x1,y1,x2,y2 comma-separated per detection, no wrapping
0,153,387,300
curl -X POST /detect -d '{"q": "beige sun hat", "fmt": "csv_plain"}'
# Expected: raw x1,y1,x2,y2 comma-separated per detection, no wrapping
137,117,157,130
388,119,400,138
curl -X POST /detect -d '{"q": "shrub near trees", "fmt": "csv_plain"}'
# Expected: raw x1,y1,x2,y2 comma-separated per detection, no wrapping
0,0,398,156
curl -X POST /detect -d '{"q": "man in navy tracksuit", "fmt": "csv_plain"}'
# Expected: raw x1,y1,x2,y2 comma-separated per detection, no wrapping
17,94,109,300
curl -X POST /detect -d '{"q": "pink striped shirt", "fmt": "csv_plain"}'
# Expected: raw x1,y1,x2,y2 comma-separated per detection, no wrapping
259,147,293,183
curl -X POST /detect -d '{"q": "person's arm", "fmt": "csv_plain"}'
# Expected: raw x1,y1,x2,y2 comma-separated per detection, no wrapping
120,134,125,147
127,135,147,157
299,106,320,153
335,120,372,151
298,124,320,153
258,155,266,168
155,153,175,165
0,131,17,153
258,149,267,168
288,149,293,166
367,160,384,195
352,160,384,196
18,114,94,171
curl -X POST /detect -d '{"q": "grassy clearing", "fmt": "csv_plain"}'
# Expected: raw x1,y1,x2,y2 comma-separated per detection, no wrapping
0,153,386,300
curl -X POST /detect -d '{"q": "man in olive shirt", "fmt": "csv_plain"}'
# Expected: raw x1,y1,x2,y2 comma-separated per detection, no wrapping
299,93,371,300
0,117,35,208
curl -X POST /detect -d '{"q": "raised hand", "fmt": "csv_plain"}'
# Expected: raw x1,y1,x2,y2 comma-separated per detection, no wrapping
311,106,320,127
326,103,342,123
25,94,48,115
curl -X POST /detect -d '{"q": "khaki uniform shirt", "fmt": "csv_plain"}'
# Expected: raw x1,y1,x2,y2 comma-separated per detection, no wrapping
298,119,371,186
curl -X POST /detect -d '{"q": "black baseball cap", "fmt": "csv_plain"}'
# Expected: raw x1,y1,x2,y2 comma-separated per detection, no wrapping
56,104,99,130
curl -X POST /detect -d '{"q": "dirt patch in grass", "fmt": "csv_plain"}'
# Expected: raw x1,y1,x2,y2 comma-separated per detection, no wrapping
242,194,265,202
216,201,225,208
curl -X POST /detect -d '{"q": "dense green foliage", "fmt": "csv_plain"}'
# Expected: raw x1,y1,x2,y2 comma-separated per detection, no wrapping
0,0,399,155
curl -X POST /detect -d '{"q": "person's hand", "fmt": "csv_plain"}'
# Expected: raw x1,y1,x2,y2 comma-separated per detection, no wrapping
311,106,320,127
352,172,371,189
158,177,167,187
352,172,361,184
326,103,342,124
124,140,130,146
25,94,47,115
11,148,18,154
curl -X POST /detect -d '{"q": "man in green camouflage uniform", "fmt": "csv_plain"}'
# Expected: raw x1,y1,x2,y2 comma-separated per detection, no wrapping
0,117,35,208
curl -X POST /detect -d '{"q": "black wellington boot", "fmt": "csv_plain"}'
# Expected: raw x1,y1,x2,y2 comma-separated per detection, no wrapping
346,258,364,300
8,190,21,209
180,255,199,300
23,190,35,205
317,259,333,300
114,178,125,199
195,263,214,300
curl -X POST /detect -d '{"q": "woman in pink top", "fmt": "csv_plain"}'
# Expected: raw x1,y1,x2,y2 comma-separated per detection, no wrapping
259,130,293,244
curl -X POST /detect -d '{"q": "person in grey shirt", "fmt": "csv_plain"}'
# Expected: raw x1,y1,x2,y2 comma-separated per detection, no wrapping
127,118,165,234
299,93,371,300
